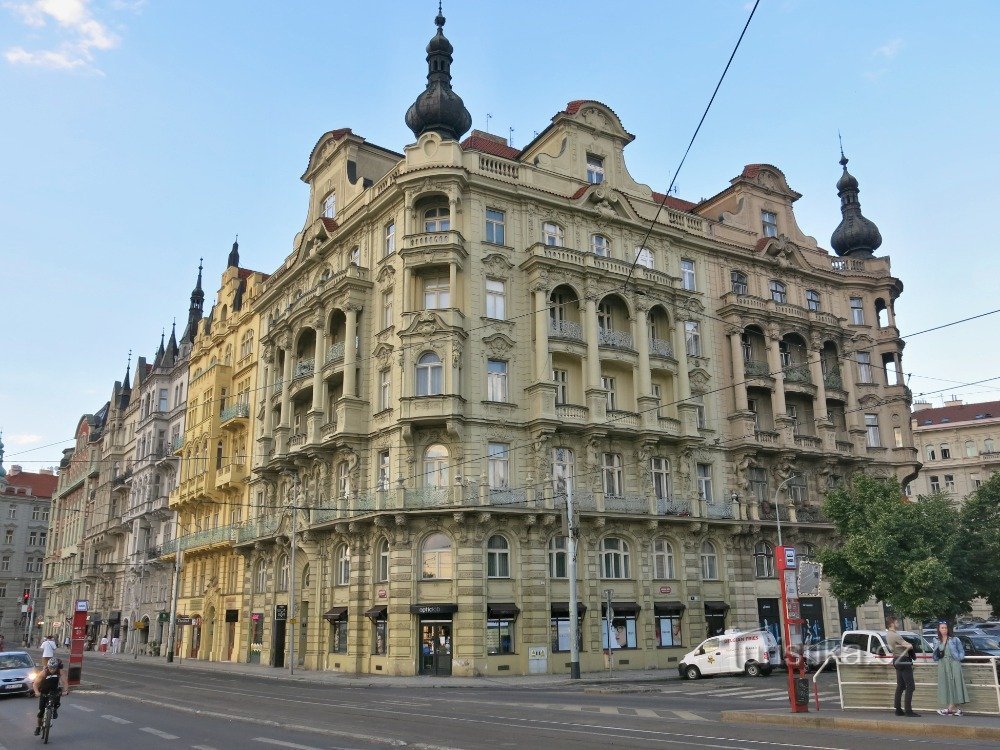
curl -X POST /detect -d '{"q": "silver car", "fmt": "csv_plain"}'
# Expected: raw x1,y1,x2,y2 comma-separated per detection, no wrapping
0,651,38,697
804,638,841,670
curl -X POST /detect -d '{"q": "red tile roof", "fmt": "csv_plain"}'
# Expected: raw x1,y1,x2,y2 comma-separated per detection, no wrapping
1,469,58,498
913,400,1000,426
651,191,697,212
564,100,587,115
321,217,340,232
569,185,590,200
460,131,520,160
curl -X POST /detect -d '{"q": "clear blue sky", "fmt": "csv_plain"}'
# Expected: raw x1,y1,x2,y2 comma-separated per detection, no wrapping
2,0,998,468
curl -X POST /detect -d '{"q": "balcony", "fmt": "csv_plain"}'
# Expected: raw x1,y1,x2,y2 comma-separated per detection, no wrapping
172,524,237,553
549,320,583,342
823,369,844,390
293,359,315,381
172,435,185,454
555,404,588,423
721,292,842,327
112,470,133,489
783,363,812,384
793,434,823,450
705,501,736,519
754,430,781,446
400,230,468,267
236,515,281,544
657,496,690,516
606,410,640,429
325,341,346,365
215,462,247,489
404,488,455,509
523,243,677,289
649,338,674,359
220,403,250,429
399,394,465,423
745,359,771,378
599,328,634,350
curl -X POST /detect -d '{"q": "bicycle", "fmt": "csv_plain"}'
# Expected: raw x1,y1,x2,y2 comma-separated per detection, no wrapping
39,691,60,744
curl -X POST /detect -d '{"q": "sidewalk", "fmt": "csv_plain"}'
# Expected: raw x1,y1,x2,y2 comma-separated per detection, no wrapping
723,707,1000,741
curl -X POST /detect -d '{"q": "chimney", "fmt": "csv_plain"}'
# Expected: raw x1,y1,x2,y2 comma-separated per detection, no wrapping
9,464,21,475
39,468,55,475
912,401,932,412
943,395,963,408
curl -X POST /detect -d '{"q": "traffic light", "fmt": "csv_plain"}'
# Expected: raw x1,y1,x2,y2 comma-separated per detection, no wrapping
22,588,30,604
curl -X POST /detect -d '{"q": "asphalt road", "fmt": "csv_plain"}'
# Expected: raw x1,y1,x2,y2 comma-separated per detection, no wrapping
1,662,995,750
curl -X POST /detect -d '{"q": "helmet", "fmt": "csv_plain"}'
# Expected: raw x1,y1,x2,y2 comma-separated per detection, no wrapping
47,658,59,668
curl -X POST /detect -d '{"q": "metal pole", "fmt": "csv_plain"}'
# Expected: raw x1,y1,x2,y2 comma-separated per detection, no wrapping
566,476,580,680
772,475,796,549
288,478,297,676
604,588,614,677
166,543,181,663
27,578,39,646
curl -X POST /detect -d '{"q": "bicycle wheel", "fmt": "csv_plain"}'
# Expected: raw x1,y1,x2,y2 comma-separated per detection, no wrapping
42,701,52,744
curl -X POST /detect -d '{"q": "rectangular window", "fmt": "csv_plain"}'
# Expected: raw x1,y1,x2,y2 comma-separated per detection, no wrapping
485,208,506,245
694,398,707,430
651,457,671,500
158,388,168,411
893,427,903,448
865,414,881,447
761,210,778,237
971,473,982,489
787,404,799,435
601,375,617,411
372,619,387,655
486,619,515,655
550,615,584,653
684,321,701,357
28,531,37,546
323,193,336,219
383,221,396,257
601,453,623,497
485,279,506,319
681,259,696,291
850,297,865,325
586,154,605,184
552,369,568,405
382,290,393,329
601,615,638,649
0,555,9,571
857,352,874,384
31,506,41,520
7,506,14,519
487,360,508,402
542,222,563,246
423,277,450,309
4,529,12,544
697,463,714,502
652,384,663,417
749,467,768,504
941,444,951,459
378,369,391,411
487,443,510,489
930,476,941,493
944,474,955,490
377,450,391,491
806,290,821,311
656,615,682,648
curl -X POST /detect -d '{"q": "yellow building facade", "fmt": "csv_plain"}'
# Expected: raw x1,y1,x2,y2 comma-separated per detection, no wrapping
168,249,267,662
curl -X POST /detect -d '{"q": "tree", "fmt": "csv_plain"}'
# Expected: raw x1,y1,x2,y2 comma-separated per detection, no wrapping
961,473,1000,617
818,474,975,622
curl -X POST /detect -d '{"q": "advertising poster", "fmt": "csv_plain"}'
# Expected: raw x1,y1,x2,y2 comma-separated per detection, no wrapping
757,598,782,650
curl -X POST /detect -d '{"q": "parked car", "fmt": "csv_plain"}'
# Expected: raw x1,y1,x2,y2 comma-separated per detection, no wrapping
839,630,934,664
804,638,842,670
956,634,1000,659
0,651,37,697
679,629,780,679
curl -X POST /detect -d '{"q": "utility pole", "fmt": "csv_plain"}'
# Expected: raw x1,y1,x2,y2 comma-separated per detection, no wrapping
166,535,182,663
565,475,581,680
287,474,298,676
604,588,614,677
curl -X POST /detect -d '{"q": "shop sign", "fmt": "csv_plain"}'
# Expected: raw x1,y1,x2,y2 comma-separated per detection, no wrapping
176,616,192,625
527,646,547,660
659,586,671,594
377,588,388,599
75,600,89,612
275,605,288,621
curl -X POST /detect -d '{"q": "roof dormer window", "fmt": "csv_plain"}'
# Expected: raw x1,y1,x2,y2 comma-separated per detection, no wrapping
761,210,778,237
586,154,605,184
323,193,337,219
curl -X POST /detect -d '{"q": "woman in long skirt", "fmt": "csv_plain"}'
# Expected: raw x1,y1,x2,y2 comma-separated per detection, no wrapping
934,621,968,716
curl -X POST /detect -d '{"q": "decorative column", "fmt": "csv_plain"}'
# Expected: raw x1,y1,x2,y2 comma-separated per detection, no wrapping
634,304,652,398
309,316,328,443
809,336,828,420
583,295,605,418
402,267,412,312
534,288,550,380
841,342,866,447
343,305,359,398
765,328,787,421
672,320,693,434
728,327,749,412
279,341,292,428
448,263,458,309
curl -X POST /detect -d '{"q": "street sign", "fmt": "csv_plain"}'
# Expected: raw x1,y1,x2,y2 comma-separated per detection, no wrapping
75,600,89,612
783,547,797,570
176,616,192,626
659,586,672,594
275,605,288,621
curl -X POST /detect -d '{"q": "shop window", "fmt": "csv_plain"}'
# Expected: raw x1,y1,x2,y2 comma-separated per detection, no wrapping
486,534,510,578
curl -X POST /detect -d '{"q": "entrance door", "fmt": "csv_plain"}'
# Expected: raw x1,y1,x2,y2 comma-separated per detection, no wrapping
226,621,236,661
273,620,286,668
418,619,452,676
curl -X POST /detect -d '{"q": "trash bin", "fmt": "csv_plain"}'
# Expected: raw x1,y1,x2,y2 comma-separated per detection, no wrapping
794,677,810,706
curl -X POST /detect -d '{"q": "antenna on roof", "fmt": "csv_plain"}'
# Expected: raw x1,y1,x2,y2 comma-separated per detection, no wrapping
485,113,492,133
508,127,514,148
838,129,845,160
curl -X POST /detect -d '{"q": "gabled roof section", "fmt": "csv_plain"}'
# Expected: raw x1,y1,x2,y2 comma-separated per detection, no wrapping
0,469,58,498
651,191,697,213
556,99,634,142
913,400,1000,427
461,130,520,160
731,163,801,200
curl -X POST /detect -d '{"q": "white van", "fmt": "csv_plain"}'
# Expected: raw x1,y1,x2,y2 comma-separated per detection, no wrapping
679,628,780,679
839,630,934,665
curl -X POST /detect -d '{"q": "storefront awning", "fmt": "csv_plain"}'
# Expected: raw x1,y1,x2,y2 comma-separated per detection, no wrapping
704,601,730,613
601,601,641,616
550,602,587,617
323,607,348,622
653,601,686,615
364,605,388,620
409,603,458,616
486,603,520,619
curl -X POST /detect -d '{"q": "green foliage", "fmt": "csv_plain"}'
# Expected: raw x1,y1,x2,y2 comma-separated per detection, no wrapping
961,473,1000,617
818,474,975,621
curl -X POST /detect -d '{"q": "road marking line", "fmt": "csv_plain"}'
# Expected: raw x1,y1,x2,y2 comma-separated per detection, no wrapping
670,710,706,721
253,739,325,750
72,704,95,712
191,746,219,750
102,714,132,724
141,727,180,739
633,708,660,717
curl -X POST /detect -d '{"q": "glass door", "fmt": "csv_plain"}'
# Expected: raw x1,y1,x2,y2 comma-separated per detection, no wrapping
418,620,452,676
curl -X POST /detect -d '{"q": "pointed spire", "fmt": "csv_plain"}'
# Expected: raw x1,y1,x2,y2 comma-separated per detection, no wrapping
182,259,205,344
167,318,178,360
227,235,240,268
405,2,472,142
122,349,132,390
830,147,882,259
157,328,166,357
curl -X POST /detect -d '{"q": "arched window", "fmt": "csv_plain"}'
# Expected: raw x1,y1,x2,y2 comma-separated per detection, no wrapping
486,535,510,578
653,539,675,579
376,538,390,583
276,555,289,591
769,281,787,304
591,234,610,257
731,271,749,296
254,559,268,593
423,444,449,488
301,564,311,590
700,541,719,580
754,541,775,578
548,536,567,578
323,192,336,219
601,537,631,579
240,330,254,359
335,544,350,585
542,222,564,246
424,206,450,232
421,532,453,579
926,445,936,461
415,352,443,396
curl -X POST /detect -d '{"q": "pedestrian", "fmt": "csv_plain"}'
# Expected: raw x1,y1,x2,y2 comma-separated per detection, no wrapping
99,635,109,653
0,633,5,651
40,635,57,660
886,615,920,717
934,621,968,716
111,635,120,654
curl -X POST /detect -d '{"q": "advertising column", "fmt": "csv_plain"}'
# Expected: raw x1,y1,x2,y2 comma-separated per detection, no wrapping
775,546,808,713
68,600,88,686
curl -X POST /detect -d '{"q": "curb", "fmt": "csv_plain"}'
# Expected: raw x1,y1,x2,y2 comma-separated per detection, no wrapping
722,710,1000,741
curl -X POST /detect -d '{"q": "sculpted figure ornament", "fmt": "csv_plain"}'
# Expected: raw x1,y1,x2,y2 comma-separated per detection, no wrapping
736,454,757,490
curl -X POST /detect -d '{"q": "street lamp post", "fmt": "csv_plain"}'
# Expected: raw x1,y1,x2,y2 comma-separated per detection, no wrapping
285,473,300,677
561,473,581,680
166,518,183,663
772,474,808,713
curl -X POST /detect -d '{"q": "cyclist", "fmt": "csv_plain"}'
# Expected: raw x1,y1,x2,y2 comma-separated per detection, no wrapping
33,657,68,736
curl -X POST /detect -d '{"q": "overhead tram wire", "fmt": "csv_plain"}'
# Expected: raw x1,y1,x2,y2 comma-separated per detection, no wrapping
623,0,761,294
